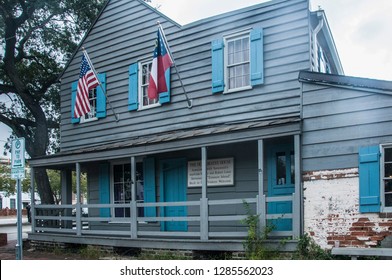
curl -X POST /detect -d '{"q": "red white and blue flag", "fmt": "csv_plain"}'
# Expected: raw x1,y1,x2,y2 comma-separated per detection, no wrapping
148,27,173,99
74,53,99,118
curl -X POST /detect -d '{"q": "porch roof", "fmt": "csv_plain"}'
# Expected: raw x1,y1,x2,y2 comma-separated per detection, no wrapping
29,117,301,168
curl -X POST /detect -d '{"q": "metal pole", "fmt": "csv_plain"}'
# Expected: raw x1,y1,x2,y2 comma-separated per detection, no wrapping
15,179,23,260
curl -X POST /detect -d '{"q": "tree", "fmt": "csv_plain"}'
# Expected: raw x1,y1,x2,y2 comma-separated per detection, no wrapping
0,0,106,204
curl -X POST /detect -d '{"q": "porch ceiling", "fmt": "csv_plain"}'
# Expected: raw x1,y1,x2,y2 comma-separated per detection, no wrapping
29,117,301,168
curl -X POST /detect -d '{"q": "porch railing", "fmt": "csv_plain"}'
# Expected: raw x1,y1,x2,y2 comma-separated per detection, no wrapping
32,194,298,240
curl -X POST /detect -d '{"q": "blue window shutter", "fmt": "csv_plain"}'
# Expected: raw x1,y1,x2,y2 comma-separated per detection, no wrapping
250,28,264,86
159,68,171,104
359,145,380,213
211,39,224,93
71,82,80,124
96,73,106,118
99,163,110,217
128,63,139,111
143,157,156,217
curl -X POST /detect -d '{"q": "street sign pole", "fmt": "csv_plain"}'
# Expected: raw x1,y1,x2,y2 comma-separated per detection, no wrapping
16,178,23,260
11,138,25,260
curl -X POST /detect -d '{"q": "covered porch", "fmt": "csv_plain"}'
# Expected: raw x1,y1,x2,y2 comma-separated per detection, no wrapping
28,118,302,252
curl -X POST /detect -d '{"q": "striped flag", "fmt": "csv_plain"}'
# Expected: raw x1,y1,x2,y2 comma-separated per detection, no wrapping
148,27,173,99
74,53,99,118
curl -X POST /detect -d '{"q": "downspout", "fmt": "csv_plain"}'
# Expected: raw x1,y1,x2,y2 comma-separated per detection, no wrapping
312,13,324,71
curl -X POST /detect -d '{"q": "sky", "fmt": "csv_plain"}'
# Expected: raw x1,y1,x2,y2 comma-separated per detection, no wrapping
148,0,392,81
1,0,392,153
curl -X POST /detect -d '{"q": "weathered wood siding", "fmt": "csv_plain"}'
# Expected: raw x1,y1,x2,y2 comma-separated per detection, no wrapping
302,83,392,171
60,0,310,152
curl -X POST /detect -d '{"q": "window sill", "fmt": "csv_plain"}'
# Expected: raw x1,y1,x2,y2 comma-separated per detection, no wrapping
224,85,252,94
80,117,98,124
138,103,161,111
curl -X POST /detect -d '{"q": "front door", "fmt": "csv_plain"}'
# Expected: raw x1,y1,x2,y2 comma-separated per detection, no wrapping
267,144,294,232
160,158,187,231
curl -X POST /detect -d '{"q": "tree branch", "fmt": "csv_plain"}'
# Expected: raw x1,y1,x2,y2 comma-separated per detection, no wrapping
0,83,17,94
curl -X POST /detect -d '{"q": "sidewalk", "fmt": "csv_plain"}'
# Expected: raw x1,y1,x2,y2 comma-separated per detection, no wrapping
0,216,29,227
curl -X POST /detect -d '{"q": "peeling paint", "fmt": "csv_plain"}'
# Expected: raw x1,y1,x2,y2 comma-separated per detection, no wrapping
303,169,392,249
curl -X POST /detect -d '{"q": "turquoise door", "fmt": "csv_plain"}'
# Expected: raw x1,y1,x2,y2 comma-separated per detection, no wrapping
160,158,187,231
267,144,294,232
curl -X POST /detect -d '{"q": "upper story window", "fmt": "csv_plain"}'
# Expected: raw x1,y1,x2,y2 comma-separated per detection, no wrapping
139,60,160,110
71,73,106,124
211,27,264,94
80,88,98,123
128,61,171,111
225,33,251,91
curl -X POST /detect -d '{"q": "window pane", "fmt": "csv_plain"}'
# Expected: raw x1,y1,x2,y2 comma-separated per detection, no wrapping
385,194,392,207
113,165,122,183
385,180,392,193
124,164,131,182
385,148,392,162
385,163,392,178
114,183,124,202
228,41,234,65
276,152,286,185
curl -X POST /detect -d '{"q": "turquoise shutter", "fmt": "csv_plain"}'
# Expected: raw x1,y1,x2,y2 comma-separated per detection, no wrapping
359,145,381,213
71,82,80,124
96,73,106,118
250,28,264,86
159,68,171,104
128,63,139,111
211,39,224,93
143,157,156,217
99,163,111,217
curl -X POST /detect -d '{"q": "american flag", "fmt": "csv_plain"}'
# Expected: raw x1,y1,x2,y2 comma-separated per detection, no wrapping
74,53,99,118
148,27,173,99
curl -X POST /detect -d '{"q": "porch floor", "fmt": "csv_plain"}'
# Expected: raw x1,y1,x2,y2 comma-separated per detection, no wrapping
27,232,298,252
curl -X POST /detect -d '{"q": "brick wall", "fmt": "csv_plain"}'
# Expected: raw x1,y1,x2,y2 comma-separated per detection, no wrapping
303,168,392,249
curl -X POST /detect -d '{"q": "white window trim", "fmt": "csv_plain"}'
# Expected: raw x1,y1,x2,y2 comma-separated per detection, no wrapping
110,160,132,218
380,144,392,213
223,30,252,94
138,60,161,111
79,88,98,123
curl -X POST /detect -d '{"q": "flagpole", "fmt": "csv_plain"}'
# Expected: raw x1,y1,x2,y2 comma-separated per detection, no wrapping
82,48,120,122
157,22,193,109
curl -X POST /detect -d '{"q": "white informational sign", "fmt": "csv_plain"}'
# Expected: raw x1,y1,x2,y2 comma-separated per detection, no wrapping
11,138,25,179
188,157,234,187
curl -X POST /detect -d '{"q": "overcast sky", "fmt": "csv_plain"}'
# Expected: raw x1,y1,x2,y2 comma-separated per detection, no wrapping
1,0,391,154
149,0,392,80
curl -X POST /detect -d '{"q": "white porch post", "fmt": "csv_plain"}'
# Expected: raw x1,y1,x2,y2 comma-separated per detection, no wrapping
257,140,266,231
200,146,209,241
30,167,35,233
293,134,301,238
130,156,137,239
75,162,81,236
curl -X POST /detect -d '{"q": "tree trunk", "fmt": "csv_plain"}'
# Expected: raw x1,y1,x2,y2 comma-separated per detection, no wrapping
34,167,55,205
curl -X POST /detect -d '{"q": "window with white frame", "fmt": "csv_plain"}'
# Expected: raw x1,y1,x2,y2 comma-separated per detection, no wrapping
139,60,159,109
225,32,251,91
381,145,392,211
112,162,144,218
80,88,98,123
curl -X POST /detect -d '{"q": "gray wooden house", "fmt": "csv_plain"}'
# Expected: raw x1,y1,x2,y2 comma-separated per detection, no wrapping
28,0,361,252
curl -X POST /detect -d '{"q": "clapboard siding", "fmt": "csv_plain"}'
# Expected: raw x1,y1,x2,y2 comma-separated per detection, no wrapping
302,83,392,171
60,0,310,151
